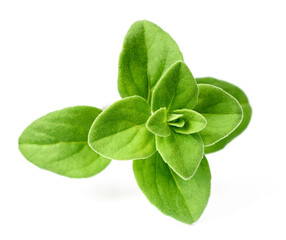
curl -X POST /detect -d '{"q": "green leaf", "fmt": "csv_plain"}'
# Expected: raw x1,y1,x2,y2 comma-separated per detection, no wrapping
196,77,252,153
156,131,204,179
152,61,198,112
168,118,185,128
146,108,171,137
118,20,183,101
172,109,207,134
194,84,243,146
18,106,111,178
88,96,156,160
167,113,183,122
133,152,211,224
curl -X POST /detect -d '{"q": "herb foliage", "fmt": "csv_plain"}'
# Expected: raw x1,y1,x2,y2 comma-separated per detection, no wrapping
19,20,251,224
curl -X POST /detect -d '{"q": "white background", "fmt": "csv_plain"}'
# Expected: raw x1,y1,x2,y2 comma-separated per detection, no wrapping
1,0,285,239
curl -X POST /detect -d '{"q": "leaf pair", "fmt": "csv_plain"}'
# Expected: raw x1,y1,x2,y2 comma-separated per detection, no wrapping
146,108,206,137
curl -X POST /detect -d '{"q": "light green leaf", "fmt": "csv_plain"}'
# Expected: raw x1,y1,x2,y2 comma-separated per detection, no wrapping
133,152,211,224
156,131,204,179
196,77,252,153
168,118,185,127
18,106,111,178
167,113,183,122
146,108,171,137
194,84,243,146
88,96,156,160
118,20,183,101
172,109,207,134
152,61,198,112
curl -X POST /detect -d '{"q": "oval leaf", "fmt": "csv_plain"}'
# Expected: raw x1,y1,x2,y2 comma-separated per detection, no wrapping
146,108,171,137
118,20,183,101
156,131,204,179
152,61,198,112
18,106,111,178
196,77,252,153
167,113,183,122
168,118,185,127
172,109,207,134
88,96,156,160
194,84,243,146
133,152,211,224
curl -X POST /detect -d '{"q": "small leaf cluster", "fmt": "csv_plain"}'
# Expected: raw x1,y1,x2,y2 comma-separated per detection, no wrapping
19,20,252,224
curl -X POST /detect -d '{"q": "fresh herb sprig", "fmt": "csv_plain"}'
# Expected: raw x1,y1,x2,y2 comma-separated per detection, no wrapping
19,20,251,224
